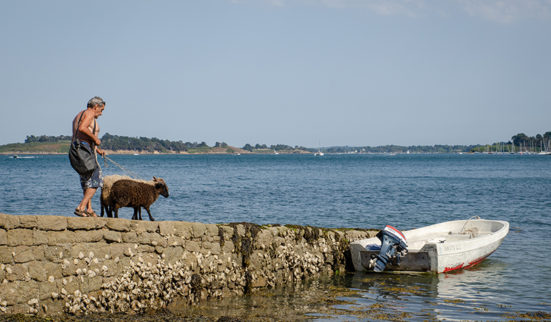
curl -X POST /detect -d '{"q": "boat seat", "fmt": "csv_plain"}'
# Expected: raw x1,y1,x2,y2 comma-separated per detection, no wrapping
445,232,477,241
463,228,479,238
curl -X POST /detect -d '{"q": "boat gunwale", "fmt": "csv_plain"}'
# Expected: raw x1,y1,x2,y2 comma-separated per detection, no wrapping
352,219,508,250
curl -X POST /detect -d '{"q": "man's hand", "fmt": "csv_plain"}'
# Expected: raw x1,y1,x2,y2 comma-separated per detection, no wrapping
95,137,102,146
96,147,106,157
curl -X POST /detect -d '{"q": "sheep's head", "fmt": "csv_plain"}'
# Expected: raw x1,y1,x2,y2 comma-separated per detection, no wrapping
153,176,169,198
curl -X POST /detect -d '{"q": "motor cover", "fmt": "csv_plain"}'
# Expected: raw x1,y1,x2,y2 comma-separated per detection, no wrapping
373,225,408,272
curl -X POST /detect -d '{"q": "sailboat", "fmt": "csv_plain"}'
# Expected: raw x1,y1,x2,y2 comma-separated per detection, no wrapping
314,142,324,156
538,139,551,155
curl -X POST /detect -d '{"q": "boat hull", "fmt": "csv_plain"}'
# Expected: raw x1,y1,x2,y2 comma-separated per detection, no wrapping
350,219,509,273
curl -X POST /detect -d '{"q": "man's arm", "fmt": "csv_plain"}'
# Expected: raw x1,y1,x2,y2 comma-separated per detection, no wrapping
78,110,101,146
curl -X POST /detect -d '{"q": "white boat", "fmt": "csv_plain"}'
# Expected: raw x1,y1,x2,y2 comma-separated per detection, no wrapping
350,218,509,273
314,142,324,156
11,155,35,159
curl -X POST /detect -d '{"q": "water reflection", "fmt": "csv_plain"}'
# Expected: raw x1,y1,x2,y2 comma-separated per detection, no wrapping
346,259,510,320
164,254,548,321
163,271,513,321
168,277,365,320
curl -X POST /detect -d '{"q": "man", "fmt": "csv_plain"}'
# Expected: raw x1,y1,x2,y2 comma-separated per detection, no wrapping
72,96,106,217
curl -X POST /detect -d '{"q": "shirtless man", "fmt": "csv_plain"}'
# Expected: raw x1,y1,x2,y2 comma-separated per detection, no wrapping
72,96,106,217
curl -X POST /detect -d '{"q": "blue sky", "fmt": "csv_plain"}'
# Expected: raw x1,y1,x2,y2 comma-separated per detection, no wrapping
1,0,550,147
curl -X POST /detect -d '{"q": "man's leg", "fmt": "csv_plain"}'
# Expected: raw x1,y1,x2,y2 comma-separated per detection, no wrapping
79,161,102,216
77,188,97,212
86,197,98,217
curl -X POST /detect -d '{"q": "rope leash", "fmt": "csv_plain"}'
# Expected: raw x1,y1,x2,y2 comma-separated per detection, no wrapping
102,155,141,179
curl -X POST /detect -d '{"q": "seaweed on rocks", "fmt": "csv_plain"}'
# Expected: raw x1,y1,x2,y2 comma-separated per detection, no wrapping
225,222,263,294
217,226,225,247
227,222,262,268
190,274,202,296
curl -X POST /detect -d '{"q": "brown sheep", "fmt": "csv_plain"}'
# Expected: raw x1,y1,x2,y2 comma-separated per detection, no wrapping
100,175,155,218
110,177,169,221
101,175,132,218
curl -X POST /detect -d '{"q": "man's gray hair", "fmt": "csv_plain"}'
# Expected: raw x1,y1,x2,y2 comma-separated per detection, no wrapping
87,96,106,108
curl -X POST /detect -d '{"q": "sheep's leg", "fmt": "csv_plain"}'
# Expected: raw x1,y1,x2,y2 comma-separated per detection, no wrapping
132,207,138,220
102,202,113,218
145,207,155,221
114,206,119,219
139,207,143,220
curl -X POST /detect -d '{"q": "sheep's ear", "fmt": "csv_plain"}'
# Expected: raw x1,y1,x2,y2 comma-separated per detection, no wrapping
153,176,157,181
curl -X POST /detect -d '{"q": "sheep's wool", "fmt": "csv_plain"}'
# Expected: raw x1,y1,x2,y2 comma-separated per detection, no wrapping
102,175,155,199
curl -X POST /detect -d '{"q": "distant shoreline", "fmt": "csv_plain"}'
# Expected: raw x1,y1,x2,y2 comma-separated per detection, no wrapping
3,130,550,155
0,149,312,156
0,141,309,155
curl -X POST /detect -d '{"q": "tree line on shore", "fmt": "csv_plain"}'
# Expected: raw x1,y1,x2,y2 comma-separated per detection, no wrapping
15,131,551,154
99,134,308,153
324,131,551,154
22,133,308,153
25,135,72,143
467,132,551,153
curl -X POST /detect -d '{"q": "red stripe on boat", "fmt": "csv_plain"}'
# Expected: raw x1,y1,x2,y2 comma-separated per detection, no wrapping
443,263,464,273
444,250,496,272
385,225,407,241
464,251,494,269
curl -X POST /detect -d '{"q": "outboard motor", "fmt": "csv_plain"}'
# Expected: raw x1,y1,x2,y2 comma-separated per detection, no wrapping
372,225,408,272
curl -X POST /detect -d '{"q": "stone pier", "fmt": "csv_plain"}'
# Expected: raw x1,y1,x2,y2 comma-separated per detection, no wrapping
0,213,375,316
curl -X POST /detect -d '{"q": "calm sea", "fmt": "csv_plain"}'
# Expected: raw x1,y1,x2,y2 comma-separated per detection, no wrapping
1,153,550,320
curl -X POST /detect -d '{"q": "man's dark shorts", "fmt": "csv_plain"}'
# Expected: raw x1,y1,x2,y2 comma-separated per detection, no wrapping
78,141,103,191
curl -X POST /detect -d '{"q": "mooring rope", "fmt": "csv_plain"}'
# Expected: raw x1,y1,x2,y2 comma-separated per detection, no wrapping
460,215,481,234
102,155,141,179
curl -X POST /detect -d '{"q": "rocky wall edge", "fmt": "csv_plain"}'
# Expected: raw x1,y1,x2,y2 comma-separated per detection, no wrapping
0,213,376,316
